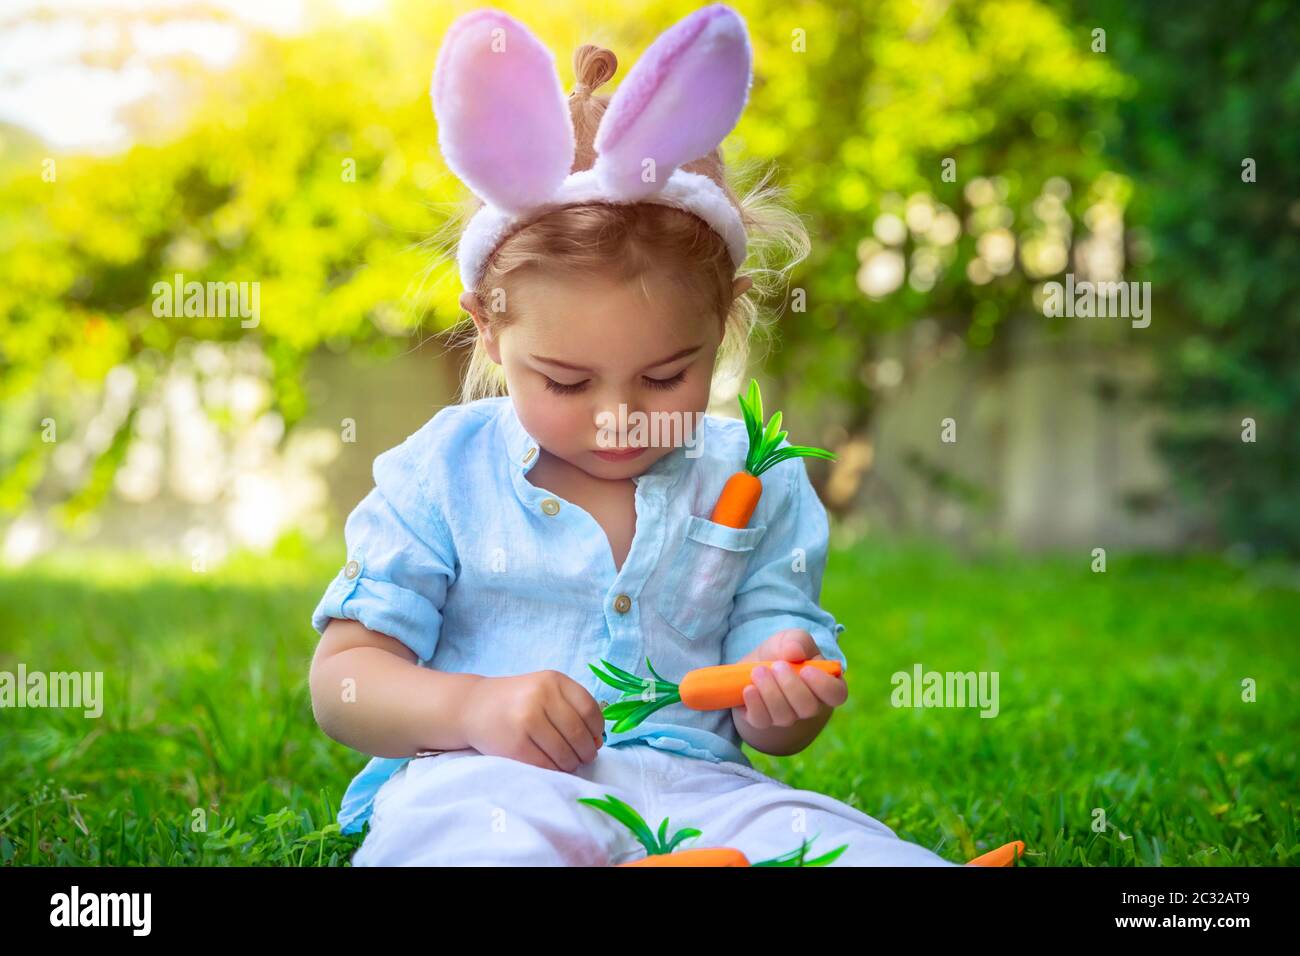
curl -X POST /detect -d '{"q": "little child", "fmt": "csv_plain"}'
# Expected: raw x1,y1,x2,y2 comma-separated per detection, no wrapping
309,4,956,867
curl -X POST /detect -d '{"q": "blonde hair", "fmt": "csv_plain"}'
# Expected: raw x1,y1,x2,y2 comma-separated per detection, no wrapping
434,43,810,405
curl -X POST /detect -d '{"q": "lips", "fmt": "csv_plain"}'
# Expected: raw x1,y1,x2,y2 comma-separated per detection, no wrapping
593,446,647,461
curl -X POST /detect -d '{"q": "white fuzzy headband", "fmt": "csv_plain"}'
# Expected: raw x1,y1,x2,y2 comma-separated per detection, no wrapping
431,4,753,293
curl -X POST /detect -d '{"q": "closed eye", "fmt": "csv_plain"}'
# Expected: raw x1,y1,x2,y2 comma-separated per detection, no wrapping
642,369,687,391
542,370,687,395
543,376,589,395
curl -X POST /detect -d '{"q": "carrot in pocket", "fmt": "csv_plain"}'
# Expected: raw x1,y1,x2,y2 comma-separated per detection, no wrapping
710,378,837,529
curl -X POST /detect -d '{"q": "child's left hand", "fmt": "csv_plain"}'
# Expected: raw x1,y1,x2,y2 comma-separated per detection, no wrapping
732,628,848,729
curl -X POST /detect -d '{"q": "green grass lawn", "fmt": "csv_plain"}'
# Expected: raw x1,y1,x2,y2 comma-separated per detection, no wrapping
1,535,1296,865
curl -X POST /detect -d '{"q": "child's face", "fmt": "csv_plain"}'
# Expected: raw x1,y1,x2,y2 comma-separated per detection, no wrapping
470,272,747,480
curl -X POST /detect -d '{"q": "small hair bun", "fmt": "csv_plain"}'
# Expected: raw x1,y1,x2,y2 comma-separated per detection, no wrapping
571,44,617,97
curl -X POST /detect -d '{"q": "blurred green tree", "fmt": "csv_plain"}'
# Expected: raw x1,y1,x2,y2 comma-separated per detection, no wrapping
1079,0,1300,554
0,1,466,519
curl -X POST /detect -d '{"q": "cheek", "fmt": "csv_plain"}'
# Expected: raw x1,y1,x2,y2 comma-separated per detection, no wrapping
523,394,585,446
674,367,714,412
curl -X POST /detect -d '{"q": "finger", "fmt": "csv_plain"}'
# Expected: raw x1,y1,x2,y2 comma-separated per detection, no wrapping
558,679,607,752
529,714,582,772
765,628,804,659
773,628,818,662
771,660,822,719
752,664,797,726
738,684,772,728
548,697,600,763
517,736,561,772
790,630,821,660
799,666,849,707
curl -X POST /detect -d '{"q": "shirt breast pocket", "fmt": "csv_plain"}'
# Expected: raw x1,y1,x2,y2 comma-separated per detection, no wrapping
656,515,768,642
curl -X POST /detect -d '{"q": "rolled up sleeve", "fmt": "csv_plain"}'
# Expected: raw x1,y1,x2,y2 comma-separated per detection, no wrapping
721,461,848,671
310,486,456,664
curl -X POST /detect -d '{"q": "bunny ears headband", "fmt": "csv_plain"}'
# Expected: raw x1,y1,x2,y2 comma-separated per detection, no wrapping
432,3,753,293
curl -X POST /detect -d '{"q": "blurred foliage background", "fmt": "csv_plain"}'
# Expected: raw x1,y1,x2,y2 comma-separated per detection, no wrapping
1,0,1297,556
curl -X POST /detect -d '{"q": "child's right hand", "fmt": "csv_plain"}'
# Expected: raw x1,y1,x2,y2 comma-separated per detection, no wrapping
463,671,606,773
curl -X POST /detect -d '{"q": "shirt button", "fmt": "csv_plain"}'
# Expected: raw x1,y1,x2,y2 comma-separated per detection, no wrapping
540,497,561,516
613,594,632,614
343,560,360,579
521,447,537,465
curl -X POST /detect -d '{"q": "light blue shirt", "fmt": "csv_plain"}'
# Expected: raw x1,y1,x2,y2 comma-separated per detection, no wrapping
311,395,847,834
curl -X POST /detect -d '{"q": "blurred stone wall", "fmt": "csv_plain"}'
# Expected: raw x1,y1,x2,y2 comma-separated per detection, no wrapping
4,321,1191,566
845,317,1189,552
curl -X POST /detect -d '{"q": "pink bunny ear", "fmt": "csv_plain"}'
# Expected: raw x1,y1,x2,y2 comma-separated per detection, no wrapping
431,9,574,214
593,4,751,201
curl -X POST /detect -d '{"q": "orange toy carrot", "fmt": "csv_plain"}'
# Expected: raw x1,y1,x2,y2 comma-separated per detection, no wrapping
680,659,842,710
578,794,848,867
621,847,751,867
965,840,1026,867
710,378,837,529
590,656,842,732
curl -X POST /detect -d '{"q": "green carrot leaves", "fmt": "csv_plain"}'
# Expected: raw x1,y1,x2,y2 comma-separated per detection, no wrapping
589,657,681,732
579,797,847,865
577,795,662,855
751,832,850,866
578,794,701,857
736,377,837,478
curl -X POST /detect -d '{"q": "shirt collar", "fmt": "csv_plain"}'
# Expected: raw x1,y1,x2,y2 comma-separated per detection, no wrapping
497,395,694,490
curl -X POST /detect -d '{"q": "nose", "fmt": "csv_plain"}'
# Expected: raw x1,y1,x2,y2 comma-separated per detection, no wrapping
593,393,643,446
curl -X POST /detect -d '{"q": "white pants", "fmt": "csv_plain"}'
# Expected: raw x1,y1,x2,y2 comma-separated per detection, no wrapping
351,743,958,866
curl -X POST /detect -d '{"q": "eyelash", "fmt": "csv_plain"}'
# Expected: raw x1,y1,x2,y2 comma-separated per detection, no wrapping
543,370,687,395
